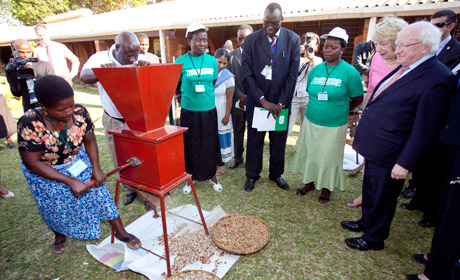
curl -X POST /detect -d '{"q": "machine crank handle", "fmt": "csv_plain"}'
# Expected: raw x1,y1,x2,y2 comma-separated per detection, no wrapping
87,157,142,187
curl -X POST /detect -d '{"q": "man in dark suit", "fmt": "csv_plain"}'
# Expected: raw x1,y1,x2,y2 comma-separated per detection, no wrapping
406,81,460,280
227,24,253,170
432,9,460,69
340,21,457,251
400,9,460,227
241,2,300,192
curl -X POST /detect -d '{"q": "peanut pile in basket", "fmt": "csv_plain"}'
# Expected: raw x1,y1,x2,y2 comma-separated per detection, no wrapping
213,215,270,254
171,270,217,280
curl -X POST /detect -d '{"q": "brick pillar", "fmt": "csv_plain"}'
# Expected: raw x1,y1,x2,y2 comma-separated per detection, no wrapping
94,40,106,52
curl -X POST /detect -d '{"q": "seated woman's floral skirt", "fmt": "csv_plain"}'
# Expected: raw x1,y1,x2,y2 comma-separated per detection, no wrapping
289,117,347,192
21,148,119,239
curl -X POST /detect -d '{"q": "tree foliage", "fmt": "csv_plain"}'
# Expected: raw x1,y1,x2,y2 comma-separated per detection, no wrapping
69,0,150,15
9,0,155,26
11,0,70,26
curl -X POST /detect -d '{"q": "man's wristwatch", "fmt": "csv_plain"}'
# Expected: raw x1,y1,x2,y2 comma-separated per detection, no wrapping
278,103,285,109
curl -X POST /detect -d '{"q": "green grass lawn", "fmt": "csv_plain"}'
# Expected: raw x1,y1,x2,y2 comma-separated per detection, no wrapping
0,75,432,279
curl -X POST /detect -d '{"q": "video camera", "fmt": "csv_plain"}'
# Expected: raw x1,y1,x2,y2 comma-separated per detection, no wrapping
10,54,39,105
12,56,38,80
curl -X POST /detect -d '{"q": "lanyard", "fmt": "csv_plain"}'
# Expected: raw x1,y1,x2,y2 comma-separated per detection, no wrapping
189,52,204,85
270,40,277,65
47,114,70,151
322,60,341,92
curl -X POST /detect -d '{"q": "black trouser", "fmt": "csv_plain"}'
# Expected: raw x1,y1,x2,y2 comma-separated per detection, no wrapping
245,104,288,180
232,110,246,162
410,144,447,223
425,146,460,280
359,160,405,243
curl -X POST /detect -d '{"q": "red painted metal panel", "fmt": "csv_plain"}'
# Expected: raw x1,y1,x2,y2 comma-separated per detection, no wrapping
92,64,182,132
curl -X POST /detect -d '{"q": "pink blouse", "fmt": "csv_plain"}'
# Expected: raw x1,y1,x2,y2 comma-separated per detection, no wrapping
368,52,398,93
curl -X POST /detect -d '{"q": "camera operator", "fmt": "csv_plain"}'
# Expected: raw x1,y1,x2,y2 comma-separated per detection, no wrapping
288,32,323,135
5,39,54,113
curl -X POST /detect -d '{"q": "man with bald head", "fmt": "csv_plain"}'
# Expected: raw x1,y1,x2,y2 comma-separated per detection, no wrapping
341,22,457,251
81,31,149,205
5,39,54,112
241,2,300,192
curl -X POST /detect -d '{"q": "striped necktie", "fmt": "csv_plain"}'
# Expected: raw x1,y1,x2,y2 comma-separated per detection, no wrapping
372,66,410,100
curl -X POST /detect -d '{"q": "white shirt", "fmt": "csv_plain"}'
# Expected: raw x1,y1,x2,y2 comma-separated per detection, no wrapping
82,45,129,119
378,54,435,89
267,29,281,44
437,35,451,56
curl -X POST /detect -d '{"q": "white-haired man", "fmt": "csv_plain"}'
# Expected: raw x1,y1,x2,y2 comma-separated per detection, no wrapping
340,21,457,251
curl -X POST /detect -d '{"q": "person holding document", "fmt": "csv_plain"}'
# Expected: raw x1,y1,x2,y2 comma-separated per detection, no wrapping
241,2,300,192
289,27,363,203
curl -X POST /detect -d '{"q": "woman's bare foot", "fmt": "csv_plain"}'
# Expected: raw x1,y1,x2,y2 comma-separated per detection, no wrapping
53,233,66,254
347,195,362,207
319,188,331,203
296,182,315,196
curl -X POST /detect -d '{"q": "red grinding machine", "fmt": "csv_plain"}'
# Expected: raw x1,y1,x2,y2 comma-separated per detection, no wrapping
92,64,209,277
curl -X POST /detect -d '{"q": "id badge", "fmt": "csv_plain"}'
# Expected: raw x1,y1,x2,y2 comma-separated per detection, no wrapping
318,92,328,101
261,65,272,80
195,84,205,92
67,159,88,177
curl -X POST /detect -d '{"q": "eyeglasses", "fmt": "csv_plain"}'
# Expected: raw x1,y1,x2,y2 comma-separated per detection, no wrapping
433,22,452,28
395,41,421,50
18,50,32,54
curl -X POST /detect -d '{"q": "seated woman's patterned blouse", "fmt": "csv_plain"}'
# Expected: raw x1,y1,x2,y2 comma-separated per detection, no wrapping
18,104,94,165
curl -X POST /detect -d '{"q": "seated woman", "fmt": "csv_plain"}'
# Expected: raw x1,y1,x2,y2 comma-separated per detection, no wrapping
17,75,141,254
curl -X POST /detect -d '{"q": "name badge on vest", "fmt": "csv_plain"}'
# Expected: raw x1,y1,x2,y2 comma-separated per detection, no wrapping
195,84,205,92
318,92,328,101
67,159,88,177
261,65,272,80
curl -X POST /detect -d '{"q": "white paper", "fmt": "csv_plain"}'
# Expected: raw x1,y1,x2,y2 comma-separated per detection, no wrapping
235,100,246,111
67,159,88,177
252,107,276,131
87,205,239,280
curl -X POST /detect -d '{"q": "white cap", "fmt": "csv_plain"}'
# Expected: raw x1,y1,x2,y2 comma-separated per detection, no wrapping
185,23,209,38
320,27,349,44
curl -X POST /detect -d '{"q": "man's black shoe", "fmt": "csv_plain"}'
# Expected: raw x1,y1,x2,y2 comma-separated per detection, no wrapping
401,187,416,198
412,254,429,265
229,160,243,169
345,237,384,251
269,176,289,190
244,179,256,192
406,274,422,280
124,193,137,205
400,202,419,211
341,221,365,232
418,219,434,228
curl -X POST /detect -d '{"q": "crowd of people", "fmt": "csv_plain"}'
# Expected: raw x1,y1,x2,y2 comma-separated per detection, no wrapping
2,2,460,279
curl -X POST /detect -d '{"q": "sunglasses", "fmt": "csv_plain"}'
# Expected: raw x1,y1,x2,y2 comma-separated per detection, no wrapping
433,22,452,28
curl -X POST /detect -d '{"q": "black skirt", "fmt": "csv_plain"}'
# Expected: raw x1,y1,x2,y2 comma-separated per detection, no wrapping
181,108,220,181
0,115,7,139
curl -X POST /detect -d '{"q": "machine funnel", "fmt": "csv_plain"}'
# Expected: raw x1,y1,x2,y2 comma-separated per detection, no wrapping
92,64,182,132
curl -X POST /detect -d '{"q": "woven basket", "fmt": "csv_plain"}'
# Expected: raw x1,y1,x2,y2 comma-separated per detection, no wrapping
167,270,221,280
210,214,270,255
